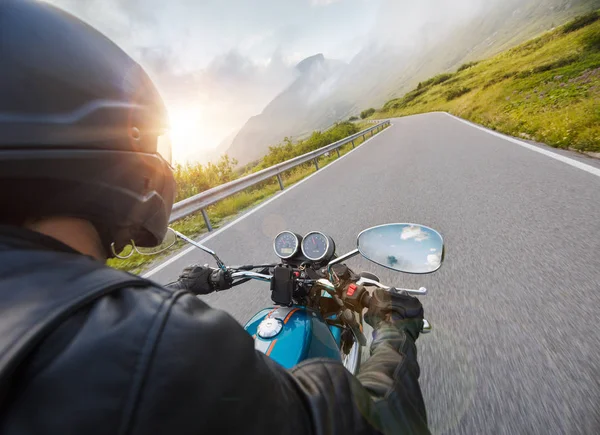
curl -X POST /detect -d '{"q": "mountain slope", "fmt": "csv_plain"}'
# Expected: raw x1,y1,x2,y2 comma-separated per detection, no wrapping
226,54,347,165
374,11,600,153
323,0,600,115
226,0,600,165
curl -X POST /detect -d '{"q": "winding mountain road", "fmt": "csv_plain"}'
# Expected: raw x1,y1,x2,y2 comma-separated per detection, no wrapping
147,112,600,435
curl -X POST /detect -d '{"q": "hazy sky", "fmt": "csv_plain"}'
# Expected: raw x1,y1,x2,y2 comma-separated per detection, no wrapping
45,0,381,161
45,0,489,162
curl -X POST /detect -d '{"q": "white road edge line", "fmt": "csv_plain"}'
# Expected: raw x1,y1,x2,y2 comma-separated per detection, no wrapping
443,112,600,178
143,124,395,278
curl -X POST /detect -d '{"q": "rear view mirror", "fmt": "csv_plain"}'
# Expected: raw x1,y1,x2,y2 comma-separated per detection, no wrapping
357,224,444,274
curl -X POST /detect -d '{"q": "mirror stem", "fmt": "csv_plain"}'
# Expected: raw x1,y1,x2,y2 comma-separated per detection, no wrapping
173,230,227,271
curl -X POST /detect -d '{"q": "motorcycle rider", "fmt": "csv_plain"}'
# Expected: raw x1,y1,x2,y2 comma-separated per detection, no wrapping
0,1,429,434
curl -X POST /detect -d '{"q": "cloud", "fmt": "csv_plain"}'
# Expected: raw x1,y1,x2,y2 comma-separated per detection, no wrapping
45,0,368,162
426,253,442,267
45,0,514,164
400,225,430,242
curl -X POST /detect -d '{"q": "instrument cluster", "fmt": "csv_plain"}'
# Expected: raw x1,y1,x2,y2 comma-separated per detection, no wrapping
273,231,336,263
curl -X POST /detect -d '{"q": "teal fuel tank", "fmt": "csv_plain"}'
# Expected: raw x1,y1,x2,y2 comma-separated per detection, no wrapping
244,306,342,369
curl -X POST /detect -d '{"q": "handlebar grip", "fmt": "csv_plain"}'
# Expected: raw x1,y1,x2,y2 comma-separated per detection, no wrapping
359,290,431,334
210,269,233,291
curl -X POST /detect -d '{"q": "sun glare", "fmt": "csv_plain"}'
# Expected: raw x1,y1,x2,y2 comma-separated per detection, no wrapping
168,106,204,161
168,105,230,164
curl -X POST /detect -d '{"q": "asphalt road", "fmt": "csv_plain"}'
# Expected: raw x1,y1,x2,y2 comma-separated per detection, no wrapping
148,112,600,435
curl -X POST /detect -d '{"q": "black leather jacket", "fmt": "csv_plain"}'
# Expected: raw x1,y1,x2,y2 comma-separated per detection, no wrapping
0,226,429,434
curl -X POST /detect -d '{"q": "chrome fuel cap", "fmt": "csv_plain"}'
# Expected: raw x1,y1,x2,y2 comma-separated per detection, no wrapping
257,318,283,339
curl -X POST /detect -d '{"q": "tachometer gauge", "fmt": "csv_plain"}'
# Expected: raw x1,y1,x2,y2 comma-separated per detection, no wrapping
301,232,336,262
273,231,302,259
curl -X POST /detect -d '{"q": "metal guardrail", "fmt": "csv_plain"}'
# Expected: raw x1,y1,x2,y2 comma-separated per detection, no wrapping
170,120,391,230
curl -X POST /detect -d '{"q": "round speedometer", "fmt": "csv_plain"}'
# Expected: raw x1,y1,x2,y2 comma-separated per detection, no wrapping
273,231,302,259
301,231,336,262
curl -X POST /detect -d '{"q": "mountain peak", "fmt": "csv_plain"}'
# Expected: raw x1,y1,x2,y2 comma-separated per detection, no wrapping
296,53,325,74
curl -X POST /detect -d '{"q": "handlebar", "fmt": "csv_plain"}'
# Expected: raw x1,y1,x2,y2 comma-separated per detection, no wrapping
230,271,272,282
230,271,426,294
228,269,432,334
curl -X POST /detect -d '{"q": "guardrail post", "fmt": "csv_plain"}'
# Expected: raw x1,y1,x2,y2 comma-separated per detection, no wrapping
351,140,355,148
276,174,284,190
314,158,320,170
201,208,213,232
336,147,340,158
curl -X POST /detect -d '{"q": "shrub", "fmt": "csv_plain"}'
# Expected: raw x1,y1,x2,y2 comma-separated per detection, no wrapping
511,34,553,55
385,87,428,110
402,87,427,104
457,61,479,72
516,55,581,79
173,154,238,202
531,55,580,73
349,115,359,121
445,87,472,101
360,108,376,119
254,122,360,170
443,77,461,86
583,28,600,52
173,122,361,203
562,11,599,33
383,98,401,110
417,73,454,89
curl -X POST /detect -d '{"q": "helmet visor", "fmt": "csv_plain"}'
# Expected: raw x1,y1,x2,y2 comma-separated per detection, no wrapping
135,228,178,255
157,132,173,165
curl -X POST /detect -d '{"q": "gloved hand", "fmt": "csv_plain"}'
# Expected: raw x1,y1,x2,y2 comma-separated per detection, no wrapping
365,288,424,341
172,265,232,295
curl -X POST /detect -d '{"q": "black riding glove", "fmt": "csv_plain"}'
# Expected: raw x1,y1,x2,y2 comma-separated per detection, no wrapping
209,268,233,292
168,265,232,295
365,288,424,341
176,265,214,295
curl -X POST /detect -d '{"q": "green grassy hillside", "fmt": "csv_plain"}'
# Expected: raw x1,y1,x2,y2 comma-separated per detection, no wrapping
373,11,600,154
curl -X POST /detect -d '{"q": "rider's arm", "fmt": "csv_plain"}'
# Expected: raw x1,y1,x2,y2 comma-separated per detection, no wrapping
127,291,429,435
290,322,428,434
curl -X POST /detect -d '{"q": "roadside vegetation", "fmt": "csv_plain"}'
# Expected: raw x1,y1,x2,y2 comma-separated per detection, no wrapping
360,108,376,119
108,121,387,273
372,10,600,154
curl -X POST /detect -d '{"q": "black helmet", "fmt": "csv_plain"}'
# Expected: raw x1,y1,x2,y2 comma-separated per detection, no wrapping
0,0,175,252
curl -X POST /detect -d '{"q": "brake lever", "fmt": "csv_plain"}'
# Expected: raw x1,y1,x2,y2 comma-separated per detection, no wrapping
396,287,427,296
356,277,427,296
